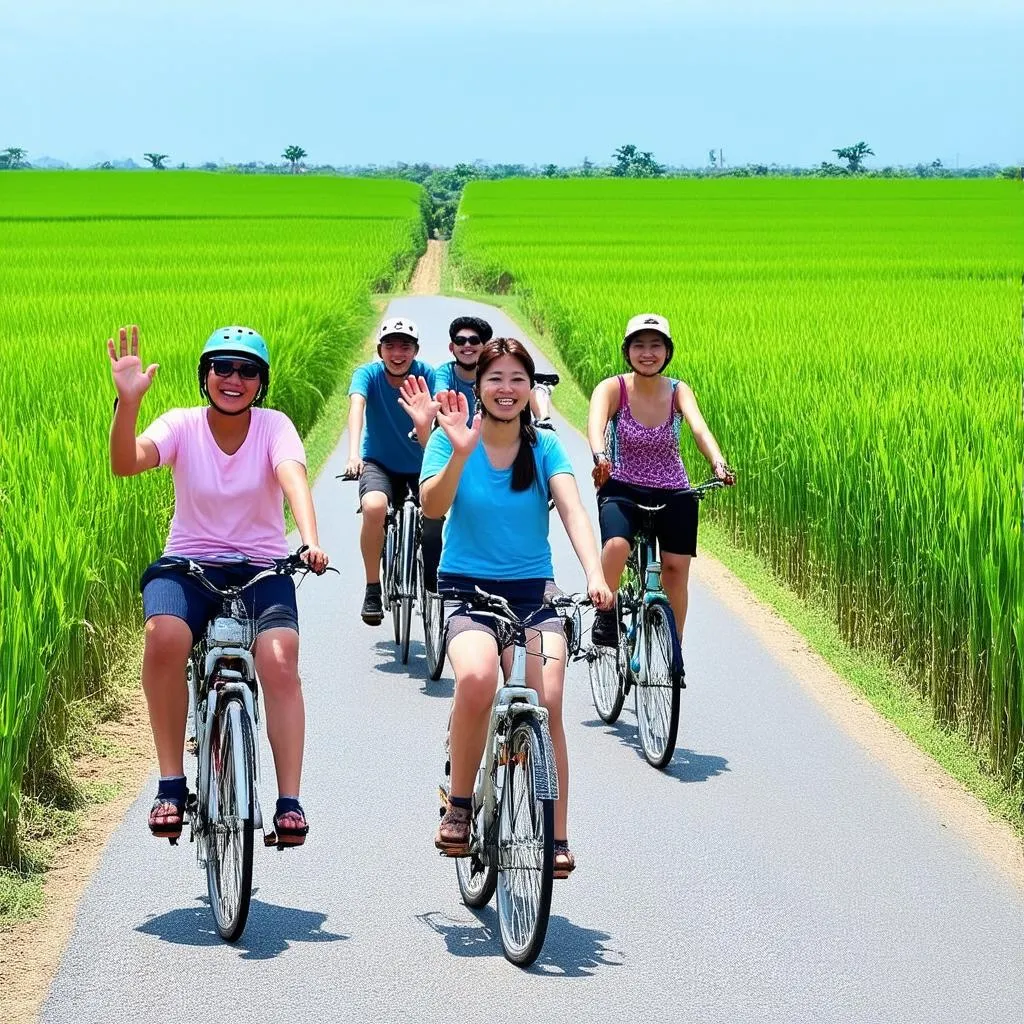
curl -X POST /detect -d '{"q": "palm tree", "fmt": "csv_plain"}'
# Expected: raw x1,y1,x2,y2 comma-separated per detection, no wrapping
282,145,307,173
143,153,169,170
2,147,27,169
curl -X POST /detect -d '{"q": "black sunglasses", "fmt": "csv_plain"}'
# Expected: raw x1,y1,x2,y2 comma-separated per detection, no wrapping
454,335,483,346
210,358,261,380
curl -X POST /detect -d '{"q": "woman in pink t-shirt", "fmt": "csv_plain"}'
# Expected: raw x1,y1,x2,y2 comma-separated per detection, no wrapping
109,323,328,846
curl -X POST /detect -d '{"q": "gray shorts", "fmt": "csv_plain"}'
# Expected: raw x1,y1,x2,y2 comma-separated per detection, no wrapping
439,574,562,651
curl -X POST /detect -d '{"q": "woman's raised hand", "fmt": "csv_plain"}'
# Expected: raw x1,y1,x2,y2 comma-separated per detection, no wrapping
398,374,440,432
435,390,481,456
107,325,158,402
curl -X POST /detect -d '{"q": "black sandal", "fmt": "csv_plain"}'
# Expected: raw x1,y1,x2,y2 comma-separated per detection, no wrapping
272,797,309,848
149,778,188,842
553,839,576,879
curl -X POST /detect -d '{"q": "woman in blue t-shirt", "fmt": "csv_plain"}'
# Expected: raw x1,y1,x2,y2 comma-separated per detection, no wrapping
417,338,613,878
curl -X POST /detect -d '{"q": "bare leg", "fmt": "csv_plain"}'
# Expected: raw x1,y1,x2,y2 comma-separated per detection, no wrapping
600,536,631,594
661,553,692,640
255,627,305,831
141,615,192,778
446,630,500,799
526,629,570,838
359,491,388,584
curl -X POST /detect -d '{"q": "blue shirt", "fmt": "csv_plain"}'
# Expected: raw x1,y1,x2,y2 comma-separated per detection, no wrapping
420,429,574,580
349,360,436,474
433,360,478,426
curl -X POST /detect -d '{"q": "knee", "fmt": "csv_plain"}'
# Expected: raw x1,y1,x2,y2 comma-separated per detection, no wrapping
143,616,191,667
603,537,630,561
455,671,495,719
361,496,387,527
662,560,690,590
256,632,301,695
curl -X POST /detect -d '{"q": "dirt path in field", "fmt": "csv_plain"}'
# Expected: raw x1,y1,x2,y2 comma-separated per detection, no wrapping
4,688,154,1024
408,239,445,295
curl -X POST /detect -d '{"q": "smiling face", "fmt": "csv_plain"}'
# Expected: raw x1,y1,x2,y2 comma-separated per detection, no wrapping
478,353,532,421
379,336,417,376
450,327,483,369
205,357,262,413
626,330,669,375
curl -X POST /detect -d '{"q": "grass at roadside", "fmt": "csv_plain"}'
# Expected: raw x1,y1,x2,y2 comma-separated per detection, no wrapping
443,278,1024,840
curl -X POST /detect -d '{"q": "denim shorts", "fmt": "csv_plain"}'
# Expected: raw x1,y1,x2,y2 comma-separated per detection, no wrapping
438,574,561,650
140,558,299,644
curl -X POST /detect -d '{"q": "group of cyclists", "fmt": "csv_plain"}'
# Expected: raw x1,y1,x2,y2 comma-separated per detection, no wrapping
107,307,733,877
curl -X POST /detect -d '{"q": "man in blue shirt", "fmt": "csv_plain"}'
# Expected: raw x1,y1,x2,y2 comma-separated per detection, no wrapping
346,316,439,624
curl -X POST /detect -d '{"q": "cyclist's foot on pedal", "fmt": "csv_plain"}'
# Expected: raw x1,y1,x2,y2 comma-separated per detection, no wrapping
361,583,384,625
148,776,187,840
435,800,471,856
273,797,309,848
591,609,619,648
553,840,576,879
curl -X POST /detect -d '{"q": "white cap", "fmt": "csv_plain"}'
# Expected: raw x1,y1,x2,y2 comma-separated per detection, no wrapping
378,316,419,343
624,313,671,342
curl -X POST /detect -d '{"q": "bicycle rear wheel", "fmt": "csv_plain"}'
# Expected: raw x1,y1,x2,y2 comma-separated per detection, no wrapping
588,646,625,723
205,699,255,942
635,601,682,769
418,548,445,680
496,716,554,968
456,847,497,908
398,505,417,663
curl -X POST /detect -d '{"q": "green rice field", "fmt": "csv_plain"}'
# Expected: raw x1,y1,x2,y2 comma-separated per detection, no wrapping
452,178,1024,790
0,172,425,863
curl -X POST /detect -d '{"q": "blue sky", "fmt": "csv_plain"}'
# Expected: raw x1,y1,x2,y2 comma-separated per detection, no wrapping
2,0,1020,168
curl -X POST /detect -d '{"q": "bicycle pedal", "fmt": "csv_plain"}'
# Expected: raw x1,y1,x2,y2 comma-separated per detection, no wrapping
168,837,178,846
263,831,278,848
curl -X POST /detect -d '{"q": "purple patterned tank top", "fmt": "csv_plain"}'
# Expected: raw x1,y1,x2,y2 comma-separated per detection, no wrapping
607,376,690,489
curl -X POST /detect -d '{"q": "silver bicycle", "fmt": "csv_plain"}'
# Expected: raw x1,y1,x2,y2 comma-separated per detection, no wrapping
437,586,586,967
166,549,329,941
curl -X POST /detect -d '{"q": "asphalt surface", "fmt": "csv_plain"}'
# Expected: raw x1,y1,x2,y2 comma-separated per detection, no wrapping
43,297,1024,1023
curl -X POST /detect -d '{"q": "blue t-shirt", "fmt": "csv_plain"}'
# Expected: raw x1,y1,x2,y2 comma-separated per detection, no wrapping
433,360,478,426
349,360,436,474
420,429,574,580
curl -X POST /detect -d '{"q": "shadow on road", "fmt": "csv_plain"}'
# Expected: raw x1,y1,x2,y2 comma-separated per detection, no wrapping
371,639,454,697
415,908,623,976
136,894,348,960
580,717,729,782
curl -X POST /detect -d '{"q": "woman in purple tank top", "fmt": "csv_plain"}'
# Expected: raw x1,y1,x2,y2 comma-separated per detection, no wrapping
586,314,734,649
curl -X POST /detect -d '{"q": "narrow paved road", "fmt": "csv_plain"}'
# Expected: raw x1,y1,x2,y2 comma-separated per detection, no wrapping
43,297,1024,1023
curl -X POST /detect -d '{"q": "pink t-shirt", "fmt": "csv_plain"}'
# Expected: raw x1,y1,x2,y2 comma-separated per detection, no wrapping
141,406,306,562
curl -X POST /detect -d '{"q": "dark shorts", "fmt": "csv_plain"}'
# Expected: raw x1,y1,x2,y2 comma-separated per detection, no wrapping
141,558,299,644
438,574,562,650
597,480,699,557
359,460,420,506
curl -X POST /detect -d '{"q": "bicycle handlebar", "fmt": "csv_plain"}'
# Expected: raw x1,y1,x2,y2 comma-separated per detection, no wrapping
178,545,335,600
439,586,590,630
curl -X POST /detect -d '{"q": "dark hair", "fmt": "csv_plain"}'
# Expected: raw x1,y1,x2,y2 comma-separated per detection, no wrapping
449,316,493,343
475,338,537,493
197,352,270,407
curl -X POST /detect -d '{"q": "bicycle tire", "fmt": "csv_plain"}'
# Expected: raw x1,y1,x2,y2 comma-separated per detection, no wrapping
588,646,625,723
205,699,255,942
456,848,498,908
418,548,446,680
398,504,417,662
382,518,397,615
496,716,554,968
635,601,682,769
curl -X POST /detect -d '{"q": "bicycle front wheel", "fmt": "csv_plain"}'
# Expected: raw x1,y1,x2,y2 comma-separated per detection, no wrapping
496,716,554,968
205,699,255,942
588,645,625,723
635,601,682,769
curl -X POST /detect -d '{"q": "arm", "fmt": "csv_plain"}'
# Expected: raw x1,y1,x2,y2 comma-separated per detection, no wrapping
276,459,328,572
110,400,159,477
419,391,481,518
549,473,613,609
420,452,470,519
345,393,366,475
676,382,734,483
587,377,617,487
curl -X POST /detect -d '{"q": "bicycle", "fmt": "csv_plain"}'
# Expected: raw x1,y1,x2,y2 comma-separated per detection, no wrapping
532,371,560,431
341,472,421,665
436,586,585,967
159,548,331,942
417,510,446,681
587,480,724,769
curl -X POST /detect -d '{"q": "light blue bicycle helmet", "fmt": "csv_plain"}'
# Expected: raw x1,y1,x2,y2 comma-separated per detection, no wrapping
198,325,271,406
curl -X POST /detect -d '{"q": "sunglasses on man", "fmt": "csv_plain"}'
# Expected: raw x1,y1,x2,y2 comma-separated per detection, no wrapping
454,335,483,347
210,358,261,380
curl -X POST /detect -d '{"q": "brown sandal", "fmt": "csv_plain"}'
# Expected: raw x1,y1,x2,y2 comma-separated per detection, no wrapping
553,841,576,879
434,802,471,856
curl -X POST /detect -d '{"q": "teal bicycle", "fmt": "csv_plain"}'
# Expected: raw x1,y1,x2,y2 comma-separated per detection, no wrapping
587,480,724,769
